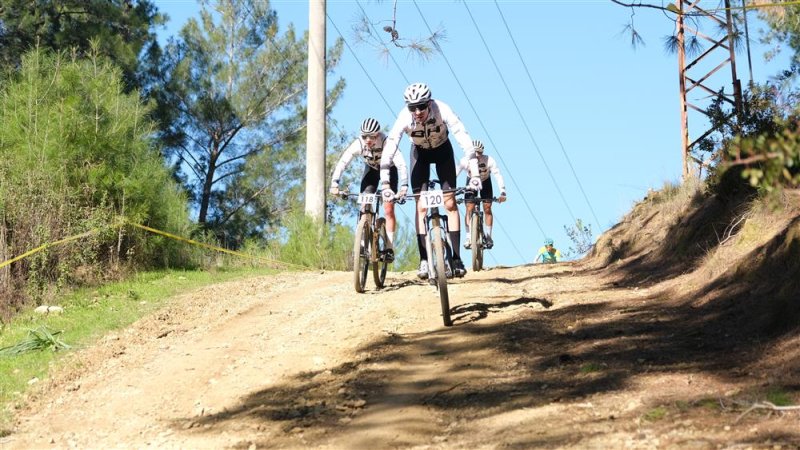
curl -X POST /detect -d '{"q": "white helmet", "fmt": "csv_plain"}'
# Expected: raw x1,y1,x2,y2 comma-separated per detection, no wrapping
360,118,380,134
403,82,431,105
473,139,485,153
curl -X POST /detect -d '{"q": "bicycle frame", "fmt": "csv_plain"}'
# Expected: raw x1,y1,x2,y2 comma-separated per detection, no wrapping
345,191,389,292
419,182,459,281
462,196,496,250
356,194,379,233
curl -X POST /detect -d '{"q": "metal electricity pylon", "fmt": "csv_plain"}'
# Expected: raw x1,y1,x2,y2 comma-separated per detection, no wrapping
676,0,743,179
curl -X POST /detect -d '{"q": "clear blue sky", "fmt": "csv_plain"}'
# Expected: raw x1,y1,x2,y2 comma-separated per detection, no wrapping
153,0,789,267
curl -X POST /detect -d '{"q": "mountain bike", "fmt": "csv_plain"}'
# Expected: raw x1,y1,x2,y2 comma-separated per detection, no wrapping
409,180,466,327
342,191,391,293
458,196,498,272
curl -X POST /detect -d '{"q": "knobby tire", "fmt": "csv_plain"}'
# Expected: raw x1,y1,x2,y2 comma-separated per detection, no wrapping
353,215,371,293
470,213,483,271
373,218,389,288
431,219,452,327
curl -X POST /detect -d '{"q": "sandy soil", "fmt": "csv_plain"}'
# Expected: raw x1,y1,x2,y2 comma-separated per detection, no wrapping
2,261,799,449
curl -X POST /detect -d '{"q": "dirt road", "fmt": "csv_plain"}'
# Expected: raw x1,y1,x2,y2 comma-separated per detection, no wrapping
4,263,799,449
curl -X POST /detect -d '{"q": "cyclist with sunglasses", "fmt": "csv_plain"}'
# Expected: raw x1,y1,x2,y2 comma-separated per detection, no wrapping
330,117,409,261
379,82,482,279
457,139,507,249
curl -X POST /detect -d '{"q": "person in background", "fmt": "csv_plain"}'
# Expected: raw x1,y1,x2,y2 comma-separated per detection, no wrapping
535,238,562,263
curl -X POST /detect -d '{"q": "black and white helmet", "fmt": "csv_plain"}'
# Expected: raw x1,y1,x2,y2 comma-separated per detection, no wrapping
473,139,485,153
403,82,431,105
360,117,381,134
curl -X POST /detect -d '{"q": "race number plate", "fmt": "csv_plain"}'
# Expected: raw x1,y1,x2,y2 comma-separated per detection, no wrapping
421,190,444,209
358,193,377,207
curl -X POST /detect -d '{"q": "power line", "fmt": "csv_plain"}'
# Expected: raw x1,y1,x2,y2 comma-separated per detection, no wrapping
461,0,580,228
327,14,415,227
493,212,527,263
493,0,603,231
410,0,547,244
332,5,523,266
327,13,395,114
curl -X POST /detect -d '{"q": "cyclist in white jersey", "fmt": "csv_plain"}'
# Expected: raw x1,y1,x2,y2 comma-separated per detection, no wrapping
379,82,482,279
456,139,507,249
330,118,409,261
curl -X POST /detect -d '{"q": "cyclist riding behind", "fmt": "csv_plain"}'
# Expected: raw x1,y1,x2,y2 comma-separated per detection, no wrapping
330,118,409,262
536,238,562,263
456,139,507,249
379,82,482,279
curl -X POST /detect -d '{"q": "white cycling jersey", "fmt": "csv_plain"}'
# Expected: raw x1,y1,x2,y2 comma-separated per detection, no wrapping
456,154,506,192
331,133,408,187
379,99,478,185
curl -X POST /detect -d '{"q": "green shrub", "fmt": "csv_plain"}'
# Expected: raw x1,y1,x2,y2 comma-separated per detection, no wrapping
277,212,353,270
0,49,193,316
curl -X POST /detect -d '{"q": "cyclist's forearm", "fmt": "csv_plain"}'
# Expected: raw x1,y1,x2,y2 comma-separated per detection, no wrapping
494,172,506,193
392,151,409,187
331,141,359,184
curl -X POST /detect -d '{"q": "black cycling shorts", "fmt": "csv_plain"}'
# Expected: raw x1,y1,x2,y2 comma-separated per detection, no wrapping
362,165,398,194
410,139,457,193
464,178,493,201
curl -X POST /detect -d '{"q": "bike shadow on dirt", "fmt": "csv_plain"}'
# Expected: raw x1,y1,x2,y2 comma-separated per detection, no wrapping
450,297,553,325
361,279,418,293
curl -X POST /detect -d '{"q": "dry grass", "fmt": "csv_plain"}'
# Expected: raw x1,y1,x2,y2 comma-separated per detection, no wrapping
585,178,704,268
698,197,796,280
586,182,800,320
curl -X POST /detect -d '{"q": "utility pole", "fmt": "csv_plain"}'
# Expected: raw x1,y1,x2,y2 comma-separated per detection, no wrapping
305,0,326,220
677,0,742,180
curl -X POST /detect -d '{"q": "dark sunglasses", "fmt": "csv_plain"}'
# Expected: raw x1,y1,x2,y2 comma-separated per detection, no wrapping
361,133,378,140
407,102,429,112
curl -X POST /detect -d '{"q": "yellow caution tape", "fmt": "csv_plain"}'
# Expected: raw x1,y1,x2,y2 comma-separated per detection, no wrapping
0,229,101,270
0,219,310,271
126,222,309,270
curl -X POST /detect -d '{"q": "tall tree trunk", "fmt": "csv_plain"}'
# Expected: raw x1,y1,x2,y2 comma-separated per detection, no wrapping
198,141,221,225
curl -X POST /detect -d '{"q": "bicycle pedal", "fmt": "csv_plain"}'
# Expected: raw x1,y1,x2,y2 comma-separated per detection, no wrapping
380,249,395,263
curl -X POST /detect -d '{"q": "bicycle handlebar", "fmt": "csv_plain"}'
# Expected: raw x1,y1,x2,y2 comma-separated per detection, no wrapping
402,186,468,200
337,180,473,205
457,196,500,205
337,190,408,205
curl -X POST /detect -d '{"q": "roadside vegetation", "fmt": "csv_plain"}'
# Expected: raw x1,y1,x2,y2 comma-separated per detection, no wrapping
0,1,356,321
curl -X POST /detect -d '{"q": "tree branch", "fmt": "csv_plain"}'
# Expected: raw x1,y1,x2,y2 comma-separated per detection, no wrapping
735,401,800,424
729,152,782,165
217,179,276,226
610,0,674,12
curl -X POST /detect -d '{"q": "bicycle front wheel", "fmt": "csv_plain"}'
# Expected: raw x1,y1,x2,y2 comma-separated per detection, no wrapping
430,219,452,327
470,213,483,271
353,215,371,293
372,217,389,289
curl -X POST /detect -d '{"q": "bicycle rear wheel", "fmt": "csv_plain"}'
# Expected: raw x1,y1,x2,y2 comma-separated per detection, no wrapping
470,213,483,271
372,217,389,288
430,219,452,327
353,215,371,293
